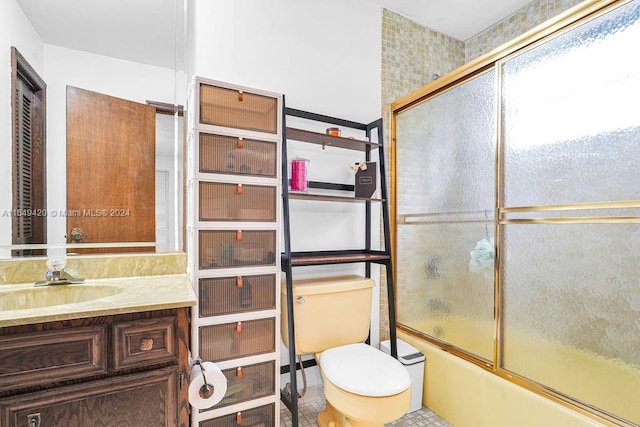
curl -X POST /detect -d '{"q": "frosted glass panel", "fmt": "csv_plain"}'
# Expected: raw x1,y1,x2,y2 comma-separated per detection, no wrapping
396,70,496,215
502,0,640,207
395,69,496,360
502,223,640,424
396,222,494,361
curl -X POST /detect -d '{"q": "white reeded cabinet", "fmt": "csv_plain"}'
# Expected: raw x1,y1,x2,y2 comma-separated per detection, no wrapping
187,77,282,427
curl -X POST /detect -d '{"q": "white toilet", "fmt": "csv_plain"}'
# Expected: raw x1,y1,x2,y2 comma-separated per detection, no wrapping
281,275,411,427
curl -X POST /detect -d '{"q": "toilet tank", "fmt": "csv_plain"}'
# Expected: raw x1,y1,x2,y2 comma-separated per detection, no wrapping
280,275,375,354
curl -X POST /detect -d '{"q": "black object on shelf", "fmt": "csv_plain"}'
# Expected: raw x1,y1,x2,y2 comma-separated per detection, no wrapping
354,161,377,198
279,102,398,427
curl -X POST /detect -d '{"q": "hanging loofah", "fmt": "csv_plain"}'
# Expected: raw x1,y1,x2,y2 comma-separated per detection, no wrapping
469,238,494,273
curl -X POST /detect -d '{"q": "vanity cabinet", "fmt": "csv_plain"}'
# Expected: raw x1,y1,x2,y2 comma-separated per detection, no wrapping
187,77,281,427
0,308,190,427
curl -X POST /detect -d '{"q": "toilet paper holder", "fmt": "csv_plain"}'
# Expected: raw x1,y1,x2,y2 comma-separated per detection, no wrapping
193,357,215,399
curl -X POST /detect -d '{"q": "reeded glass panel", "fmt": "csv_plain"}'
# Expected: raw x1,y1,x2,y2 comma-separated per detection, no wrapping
199,318,276,362
502,223,640,424
200,84,278,134
199,182,276,222
204,361,275,411
199,403,275,427
199,133,277,177
502,0,640,207
198,230,276,269
199,274,276,317
395,69,496,361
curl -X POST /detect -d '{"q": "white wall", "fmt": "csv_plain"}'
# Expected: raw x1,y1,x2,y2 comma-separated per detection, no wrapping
0,0,44,257
187,0,384,389
188,0,381,122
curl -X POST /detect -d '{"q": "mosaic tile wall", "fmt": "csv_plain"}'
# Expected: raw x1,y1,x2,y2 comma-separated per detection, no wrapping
379,0,588,340
465,0,585,61
380,9,465,339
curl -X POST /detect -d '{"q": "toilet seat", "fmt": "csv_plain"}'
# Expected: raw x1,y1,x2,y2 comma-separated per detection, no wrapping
319,343,411,397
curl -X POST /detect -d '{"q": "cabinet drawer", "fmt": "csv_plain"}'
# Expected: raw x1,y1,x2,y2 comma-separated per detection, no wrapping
112,316,177,371
199,133,277,178
199,230,276,270
199,182,276,222
200,360,275,412
0,326,107,390
199,403,275,427
199,318,275,362
199,83,278,134
198,274,276,317
0,367,178,427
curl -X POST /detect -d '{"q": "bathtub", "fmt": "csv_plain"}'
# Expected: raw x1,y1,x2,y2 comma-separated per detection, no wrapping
398,317,639,427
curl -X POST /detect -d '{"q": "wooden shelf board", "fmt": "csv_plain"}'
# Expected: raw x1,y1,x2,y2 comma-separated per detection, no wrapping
286,252,390,266
287,192,384,203
286,127,379,151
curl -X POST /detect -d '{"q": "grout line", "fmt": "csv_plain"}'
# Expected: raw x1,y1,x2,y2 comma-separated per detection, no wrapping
279,391,451,426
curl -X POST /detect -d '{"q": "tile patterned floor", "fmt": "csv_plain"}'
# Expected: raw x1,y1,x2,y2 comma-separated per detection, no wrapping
280,388,452,426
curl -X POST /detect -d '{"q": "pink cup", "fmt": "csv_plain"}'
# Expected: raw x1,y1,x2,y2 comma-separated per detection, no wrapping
291,158,309,191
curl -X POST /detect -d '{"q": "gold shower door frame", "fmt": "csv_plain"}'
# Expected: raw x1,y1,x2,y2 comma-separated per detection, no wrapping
390,0,639,426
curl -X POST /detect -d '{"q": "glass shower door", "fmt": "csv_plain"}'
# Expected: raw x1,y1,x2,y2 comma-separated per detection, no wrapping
500,1,640,423
395,69,496,362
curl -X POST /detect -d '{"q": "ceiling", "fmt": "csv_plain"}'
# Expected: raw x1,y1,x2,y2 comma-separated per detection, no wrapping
16,0,534,69
15,0,183,69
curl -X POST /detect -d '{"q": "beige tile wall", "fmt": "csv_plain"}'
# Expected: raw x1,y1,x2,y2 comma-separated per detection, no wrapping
380,9,465,339
465,0,585,61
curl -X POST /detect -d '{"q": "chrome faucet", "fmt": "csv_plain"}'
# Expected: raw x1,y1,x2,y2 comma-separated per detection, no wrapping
35,258,85,287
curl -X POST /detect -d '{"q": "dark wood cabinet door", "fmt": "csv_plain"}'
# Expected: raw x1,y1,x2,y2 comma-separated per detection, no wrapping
2,367,178,427
12,402,81,427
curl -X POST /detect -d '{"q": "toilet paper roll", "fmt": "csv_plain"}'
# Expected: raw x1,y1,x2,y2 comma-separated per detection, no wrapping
189,361,227,409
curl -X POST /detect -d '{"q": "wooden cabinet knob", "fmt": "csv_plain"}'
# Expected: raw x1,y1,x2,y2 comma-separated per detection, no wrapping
140,338,154,351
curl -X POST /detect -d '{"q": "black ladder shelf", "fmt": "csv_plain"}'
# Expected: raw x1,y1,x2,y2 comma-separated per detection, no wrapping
280,104,399,427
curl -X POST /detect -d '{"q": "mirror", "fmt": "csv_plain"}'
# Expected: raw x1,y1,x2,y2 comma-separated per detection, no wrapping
1,0,186,258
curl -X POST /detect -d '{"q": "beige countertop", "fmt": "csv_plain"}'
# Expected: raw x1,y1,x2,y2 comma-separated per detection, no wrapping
0,274,197,327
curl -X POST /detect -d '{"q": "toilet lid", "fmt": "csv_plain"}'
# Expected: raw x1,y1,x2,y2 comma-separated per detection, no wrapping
319,343,411,397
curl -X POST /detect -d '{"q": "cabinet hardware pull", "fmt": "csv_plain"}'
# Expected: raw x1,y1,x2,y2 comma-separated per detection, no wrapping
27,413,40,427
237,137,244,149
236,367,243,378
140,338,154,351
236,276,243,288
236,411,243,424
236,184,243,195
236,230,243,241
236,322,242,333
238,91,244,102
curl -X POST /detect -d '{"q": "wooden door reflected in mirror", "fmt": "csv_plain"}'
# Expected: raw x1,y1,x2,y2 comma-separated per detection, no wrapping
66,86,155,254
